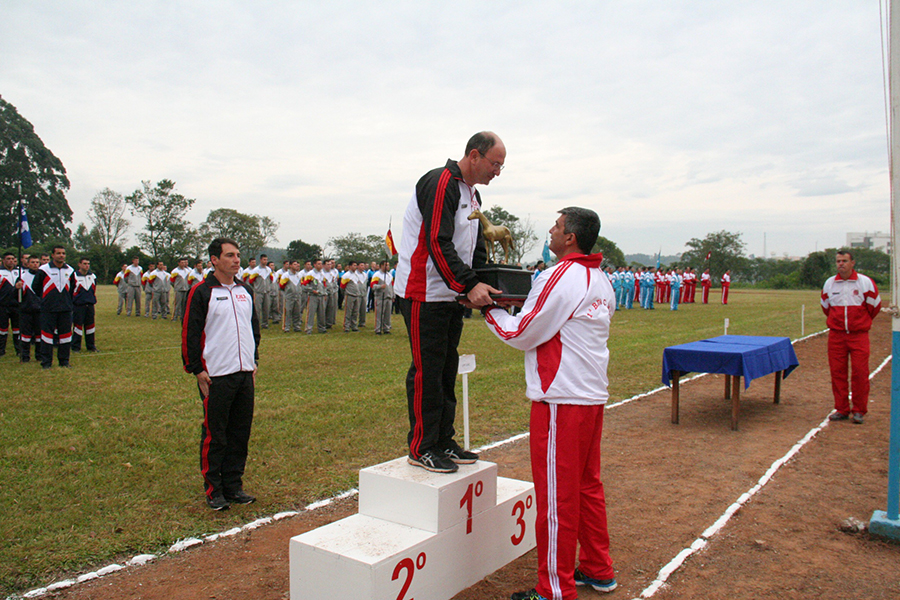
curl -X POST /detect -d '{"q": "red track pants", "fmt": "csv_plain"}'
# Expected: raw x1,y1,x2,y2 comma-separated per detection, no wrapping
827,330,870,415
530,402,613,600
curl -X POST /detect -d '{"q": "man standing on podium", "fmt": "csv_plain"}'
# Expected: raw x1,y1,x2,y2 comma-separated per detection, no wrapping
480,207,618,600
394,131,504,474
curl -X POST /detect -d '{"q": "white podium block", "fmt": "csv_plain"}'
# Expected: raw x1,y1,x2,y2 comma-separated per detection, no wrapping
359,457,498,533
290,476,535,600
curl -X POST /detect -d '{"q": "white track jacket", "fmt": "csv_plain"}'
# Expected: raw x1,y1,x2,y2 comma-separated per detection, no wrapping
483,253,615,405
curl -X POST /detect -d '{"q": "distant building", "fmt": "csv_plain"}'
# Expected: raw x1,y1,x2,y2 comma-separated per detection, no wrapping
846,232,891,253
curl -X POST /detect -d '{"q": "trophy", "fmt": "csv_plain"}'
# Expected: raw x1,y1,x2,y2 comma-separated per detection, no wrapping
465,209,532,300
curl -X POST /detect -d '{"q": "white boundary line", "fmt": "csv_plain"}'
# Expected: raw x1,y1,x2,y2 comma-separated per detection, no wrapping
632,351,893,599
8,329,831,600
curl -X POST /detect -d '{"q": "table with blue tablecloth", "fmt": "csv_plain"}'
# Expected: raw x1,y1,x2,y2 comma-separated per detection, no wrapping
662,335,800,430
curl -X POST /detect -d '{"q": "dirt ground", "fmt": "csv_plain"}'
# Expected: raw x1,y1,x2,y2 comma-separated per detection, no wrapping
40,319,900,600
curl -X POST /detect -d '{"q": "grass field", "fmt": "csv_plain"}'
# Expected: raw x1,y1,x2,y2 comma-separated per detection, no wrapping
0,286,827,595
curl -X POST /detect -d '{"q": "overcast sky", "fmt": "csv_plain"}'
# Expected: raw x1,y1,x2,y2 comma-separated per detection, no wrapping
1,1,890,261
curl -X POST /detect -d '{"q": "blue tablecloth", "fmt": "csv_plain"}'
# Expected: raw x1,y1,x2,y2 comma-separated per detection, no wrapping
662,335,799,389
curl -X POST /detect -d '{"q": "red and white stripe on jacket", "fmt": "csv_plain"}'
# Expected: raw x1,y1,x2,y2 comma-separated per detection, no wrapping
483,253,615,404
394,161,483,302
821,271,881,333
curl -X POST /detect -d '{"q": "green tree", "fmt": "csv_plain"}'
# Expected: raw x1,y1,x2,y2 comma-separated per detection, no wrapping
681,230,748,280
591,236,626,268
198,208,280,259
82,188,130,281
125,179,197,264
0,95,73,245
798,250,834,288
327,232,385,264
286,239,323,262
482,205,538,265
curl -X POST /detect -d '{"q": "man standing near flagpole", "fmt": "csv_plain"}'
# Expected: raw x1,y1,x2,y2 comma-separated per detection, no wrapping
393,131,504,473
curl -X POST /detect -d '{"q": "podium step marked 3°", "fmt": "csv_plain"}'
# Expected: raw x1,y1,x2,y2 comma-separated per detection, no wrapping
290,456,536,600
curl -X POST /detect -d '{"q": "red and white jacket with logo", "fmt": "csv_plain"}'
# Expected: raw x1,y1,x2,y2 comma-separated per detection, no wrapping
820,270,881,334
182,274,261,378
483,253,615,405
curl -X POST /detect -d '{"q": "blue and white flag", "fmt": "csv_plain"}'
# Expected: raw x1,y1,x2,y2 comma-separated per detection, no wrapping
542,239,551,263
19,205,33,248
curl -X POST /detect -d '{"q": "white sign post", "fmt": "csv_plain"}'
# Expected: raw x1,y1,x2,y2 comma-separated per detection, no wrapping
724,318,730,336
458,354,476,451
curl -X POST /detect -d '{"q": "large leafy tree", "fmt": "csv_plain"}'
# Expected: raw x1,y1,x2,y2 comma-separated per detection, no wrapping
286,238,323,262
327,232,385,265
76,188,130,280
482,205,538,265
0,95,72,245
125,179,197,264
198,208,280,259
681,230,748,279
591,236,626,268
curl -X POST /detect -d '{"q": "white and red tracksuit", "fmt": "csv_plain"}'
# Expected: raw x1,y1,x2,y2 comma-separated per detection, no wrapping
483,252,616,600
721,272,731,304
701,271,711,303
821,270,881,416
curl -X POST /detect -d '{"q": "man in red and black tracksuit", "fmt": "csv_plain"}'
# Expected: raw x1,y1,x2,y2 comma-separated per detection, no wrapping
821,250,881,424
71,258,98,352
182,237,261,511
0,252,22,357
393,131,505,473
33,246,75,369
17,255,42,363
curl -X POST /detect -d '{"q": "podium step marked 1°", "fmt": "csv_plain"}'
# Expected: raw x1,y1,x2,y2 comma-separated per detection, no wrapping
290,456,536,600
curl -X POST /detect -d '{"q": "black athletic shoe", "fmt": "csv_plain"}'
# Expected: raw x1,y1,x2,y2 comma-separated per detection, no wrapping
224,490,256,504
829,412,850,421
442,440,478,464
407,450,458,473
510,589,548,600
851,412,865,424
206,494,231,511
574,568,618,592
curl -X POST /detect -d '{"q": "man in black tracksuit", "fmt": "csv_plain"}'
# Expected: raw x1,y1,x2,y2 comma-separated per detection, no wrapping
393,132,506,473
0,252,22,357
32,246,74,369
182,237,261,511
71,258,98,352
17,256,42,363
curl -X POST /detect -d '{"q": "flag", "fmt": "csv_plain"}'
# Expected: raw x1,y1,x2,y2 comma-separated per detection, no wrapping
542,239,551,264
656,249,661,269
19,205,33,249
385,227,397,257
705,251,711,261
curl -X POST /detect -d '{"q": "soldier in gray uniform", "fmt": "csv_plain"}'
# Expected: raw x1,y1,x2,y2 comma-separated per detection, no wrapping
250,257,270,329
372,260,395,334
299,260,313,327
151,262,171,319
341,261,363,332
115,264,129,315
323,259,339,329
125,257,143,317
281,260,304,332
171,258,192,321
305,259,327,334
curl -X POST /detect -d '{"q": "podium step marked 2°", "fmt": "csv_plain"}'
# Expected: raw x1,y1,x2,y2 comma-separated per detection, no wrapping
290,456,536,600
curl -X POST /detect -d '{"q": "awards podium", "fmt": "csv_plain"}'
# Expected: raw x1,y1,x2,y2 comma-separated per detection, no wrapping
290,456,536,600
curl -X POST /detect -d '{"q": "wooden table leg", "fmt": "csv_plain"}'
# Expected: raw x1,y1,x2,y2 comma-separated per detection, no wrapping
774,370,782,404
731,375,741,430
672,371,680,424
724,374,731,400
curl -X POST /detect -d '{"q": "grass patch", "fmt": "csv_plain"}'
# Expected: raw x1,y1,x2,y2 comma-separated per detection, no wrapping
0,287,827,594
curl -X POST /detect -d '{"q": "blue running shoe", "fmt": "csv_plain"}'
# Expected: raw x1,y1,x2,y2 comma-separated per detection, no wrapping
574,568,617,593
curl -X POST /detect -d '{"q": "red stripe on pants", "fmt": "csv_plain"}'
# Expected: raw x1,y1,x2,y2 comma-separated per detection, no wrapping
827,330,870,415
530,402,613,600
